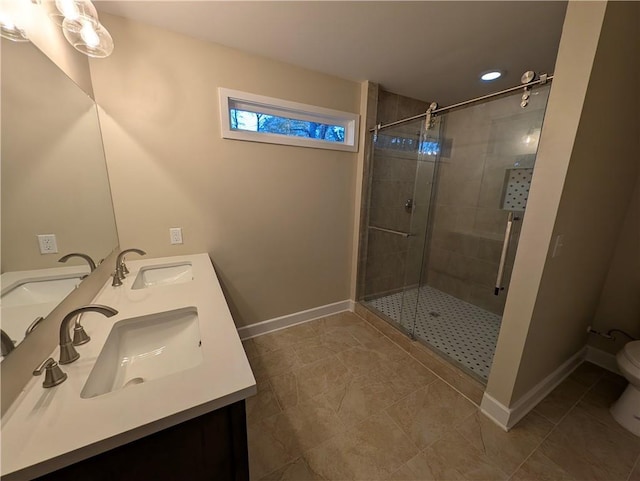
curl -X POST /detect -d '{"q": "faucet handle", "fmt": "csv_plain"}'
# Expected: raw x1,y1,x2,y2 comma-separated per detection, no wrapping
115,248,146,282
33,358,67,388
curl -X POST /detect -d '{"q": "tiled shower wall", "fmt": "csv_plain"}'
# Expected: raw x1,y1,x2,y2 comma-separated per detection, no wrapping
361,89,431,299
425,89,548,314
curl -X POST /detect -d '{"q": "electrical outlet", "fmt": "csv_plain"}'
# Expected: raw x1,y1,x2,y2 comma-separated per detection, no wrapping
37,234,58,254
169,227,183,245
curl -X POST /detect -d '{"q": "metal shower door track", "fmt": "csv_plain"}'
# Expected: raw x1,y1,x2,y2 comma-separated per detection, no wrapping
369,75,554,133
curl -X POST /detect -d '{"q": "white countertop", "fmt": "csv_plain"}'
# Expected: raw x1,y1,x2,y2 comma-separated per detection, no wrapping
0,254,256,480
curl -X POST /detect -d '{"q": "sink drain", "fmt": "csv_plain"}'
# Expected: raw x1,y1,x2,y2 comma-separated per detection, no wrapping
124,377,145,387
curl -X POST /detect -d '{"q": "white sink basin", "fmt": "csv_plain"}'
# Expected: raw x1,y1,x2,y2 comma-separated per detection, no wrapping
1,275,82,308
81,307,202,399
131,262,193,290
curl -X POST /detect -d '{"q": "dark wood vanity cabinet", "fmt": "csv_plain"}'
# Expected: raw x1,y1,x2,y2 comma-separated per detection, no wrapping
35,400,249,481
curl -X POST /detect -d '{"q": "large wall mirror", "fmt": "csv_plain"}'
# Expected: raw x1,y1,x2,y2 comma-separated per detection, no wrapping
1,38,119,358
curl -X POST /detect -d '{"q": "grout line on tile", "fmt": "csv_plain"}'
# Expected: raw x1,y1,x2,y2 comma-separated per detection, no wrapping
265,378,285,413
381,409,424,457
508,378,604,479
505,415,563,480
627,453,640,481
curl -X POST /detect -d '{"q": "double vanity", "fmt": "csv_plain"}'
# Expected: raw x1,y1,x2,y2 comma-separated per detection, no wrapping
1,253,256,480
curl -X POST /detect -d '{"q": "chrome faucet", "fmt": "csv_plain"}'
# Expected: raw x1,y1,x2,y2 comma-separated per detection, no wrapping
112,248,146,287
59,305,118,364
58,252,97,272
71,313,91,345
1,329,16,357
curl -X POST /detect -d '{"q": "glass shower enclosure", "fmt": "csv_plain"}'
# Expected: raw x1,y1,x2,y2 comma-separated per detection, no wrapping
359,86,551,382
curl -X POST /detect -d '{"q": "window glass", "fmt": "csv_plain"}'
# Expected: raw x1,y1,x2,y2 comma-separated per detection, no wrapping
230,108,346,143
219,88,359,152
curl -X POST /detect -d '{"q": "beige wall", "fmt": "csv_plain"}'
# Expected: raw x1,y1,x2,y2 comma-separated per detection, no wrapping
486,1,608,406
590,173,640,354
511,0,639,401
487,0,640,407
89,14,362,327
590,1,640,352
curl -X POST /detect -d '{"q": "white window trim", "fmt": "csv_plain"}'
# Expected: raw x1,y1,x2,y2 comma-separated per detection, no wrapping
219,88,359,152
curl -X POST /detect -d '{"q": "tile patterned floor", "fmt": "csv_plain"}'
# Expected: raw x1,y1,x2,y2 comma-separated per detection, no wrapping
367,286,501,380
243,311,640,481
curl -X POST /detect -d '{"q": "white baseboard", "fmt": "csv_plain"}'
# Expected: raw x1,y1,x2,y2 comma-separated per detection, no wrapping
237,299,354,340
585,345,621,375
481,347,586,431
480,393,513,431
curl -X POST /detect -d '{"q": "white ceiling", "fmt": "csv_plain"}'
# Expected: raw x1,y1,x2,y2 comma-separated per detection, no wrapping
95,1,568,105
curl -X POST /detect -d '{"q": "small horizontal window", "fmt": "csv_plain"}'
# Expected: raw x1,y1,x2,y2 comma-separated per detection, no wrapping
219,88,359,152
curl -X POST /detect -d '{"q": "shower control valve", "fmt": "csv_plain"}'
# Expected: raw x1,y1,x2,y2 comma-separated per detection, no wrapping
405,199,415,213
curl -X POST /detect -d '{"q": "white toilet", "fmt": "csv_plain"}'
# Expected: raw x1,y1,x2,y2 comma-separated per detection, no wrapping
611,340,640,437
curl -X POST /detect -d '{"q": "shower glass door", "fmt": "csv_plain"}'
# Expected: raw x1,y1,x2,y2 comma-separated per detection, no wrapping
361,117,440,336
414,85,552,381
398,116,443,335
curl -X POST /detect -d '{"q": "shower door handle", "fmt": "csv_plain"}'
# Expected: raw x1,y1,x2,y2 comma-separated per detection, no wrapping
495,212,514,295
368,226,413,238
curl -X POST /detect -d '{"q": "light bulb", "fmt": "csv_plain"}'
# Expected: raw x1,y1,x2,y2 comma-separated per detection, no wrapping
0,11,29,42
0,12,15,29
51,0,98,28
481,71,502,82
80,21,99,47
63,17,114,57
56,0,79,20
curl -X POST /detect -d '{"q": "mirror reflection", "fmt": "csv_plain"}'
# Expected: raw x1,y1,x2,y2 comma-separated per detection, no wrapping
1,38,119,356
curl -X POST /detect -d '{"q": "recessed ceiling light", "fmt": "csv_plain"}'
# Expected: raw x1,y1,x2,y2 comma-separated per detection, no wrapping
480,70,502,82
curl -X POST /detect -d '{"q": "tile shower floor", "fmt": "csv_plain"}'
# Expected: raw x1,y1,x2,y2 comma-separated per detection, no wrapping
242,311,640,481
367,285,501,380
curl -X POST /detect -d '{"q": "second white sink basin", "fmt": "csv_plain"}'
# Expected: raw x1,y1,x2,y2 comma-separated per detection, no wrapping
81,307,202,399
131,262,193,290
1,275,82,308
